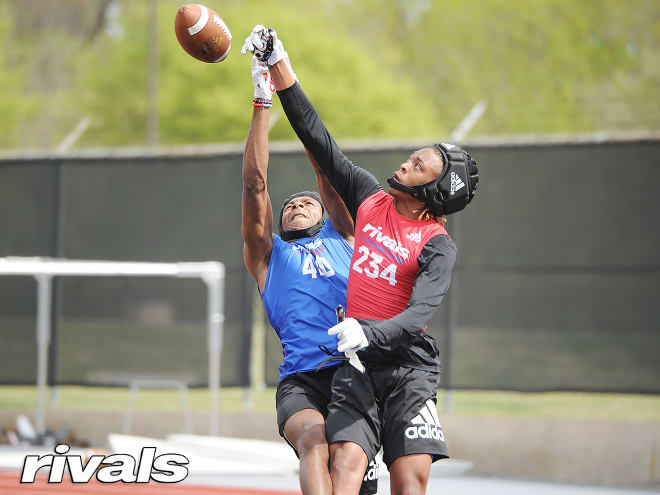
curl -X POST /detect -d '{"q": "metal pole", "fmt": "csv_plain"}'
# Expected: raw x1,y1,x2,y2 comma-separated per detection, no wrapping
35,274,53,434
206,270,224,436
450,100,487,142
443,214,461,414
146,0,159,147
250,289,267,392
178,383,194,434
48,161,65,406
122,382,138,434
56,116,91,153
443,280,459,414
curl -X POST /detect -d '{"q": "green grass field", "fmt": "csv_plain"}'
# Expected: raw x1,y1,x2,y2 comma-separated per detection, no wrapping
1,386,659,422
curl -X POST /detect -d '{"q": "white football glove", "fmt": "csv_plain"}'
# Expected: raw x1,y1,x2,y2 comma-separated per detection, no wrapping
241,25,287,66
251,56,274,101
328,318,369,353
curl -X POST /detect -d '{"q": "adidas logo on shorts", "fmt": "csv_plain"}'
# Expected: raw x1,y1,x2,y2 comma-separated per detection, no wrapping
363,459,378,481
404,399,445,441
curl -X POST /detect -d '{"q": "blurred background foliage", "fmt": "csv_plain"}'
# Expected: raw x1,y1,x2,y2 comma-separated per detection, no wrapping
1,0,659,150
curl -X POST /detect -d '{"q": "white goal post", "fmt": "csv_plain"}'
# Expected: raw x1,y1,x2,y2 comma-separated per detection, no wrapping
0,257,225,436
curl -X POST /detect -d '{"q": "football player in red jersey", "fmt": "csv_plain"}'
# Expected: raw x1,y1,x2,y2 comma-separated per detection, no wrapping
243,26,479,495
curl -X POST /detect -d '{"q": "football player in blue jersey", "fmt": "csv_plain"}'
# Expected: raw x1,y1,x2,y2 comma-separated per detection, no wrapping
241,56,376,495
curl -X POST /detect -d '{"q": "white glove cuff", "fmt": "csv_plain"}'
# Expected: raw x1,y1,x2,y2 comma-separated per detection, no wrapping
251,56,274,105
266,51,284,66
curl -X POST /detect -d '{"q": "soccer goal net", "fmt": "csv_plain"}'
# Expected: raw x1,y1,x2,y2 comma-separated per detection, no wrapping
0,257,225,436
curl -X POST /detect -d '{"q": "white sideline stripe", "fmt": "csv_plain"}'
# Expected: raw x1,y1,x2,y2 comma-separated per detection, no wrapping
187,4,209,35
167,434,298,472
427,399,442,426
109,434,298,476
419,405,436,425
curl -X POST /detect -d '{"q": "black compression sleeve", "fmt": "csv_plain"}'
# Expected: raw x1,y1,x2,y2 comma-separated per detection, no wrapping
358,235,457,352
277,82,380,220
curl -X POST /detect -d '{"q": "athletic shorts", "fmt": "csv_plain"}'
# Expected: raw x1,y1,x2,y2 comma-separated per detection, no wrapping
276,366,378,495
325,362,449,468
276,366,336,440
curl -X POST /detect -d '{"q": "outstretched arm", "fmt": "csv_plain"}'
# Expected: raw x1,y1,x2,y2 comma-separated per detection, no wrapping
242,26,380,220
242,106,273,291
268,56,296,91
273,68,380,221
306,149,354,244
242,60,276,291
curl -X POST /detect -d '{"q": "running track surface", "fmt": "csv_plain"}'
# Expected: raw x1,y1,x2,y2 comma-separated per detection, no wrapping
4,470,654,495
0,471,301,495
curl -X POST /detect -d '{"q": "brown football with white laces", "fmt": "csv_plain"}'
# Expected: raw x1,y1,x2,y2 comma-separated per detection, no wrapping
174,4,232,63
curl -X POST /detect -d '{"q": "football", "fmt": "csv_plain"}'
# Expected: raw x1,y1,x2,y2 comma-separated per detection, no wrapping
174,4,232,63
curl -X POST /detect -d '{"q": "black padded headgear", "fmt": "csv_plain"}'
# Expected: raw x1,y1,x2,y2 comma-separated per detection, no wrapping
278,191,327,242
387,143,479,216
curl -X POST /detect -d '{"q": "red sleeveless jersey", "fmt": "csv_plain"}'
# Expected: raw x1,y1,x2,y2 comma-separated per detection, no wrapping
346,190,450,321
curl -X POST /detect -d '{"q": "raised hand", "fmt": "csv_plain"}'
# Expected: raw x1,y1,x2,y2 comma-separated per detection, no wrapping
241,25,287,66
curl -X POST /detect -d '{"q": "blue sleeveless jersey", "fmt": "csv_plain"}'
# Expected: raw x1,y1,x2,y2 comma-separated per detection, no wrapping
261,219,353,382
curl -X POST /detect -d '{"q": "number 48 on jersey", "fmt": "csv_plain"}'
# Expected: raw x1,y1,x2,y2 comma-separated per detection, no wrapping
301,253,336,278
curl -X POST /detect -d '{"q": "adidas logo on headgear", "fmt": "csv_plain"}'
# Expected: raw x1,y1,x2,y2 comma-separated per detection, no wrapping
450,171,465,196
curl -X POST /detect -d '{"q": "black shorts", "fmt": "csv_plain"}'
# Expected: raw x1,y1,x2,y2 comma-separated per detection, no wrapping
326,363,449,468
276,365,378,495
276,366,336,440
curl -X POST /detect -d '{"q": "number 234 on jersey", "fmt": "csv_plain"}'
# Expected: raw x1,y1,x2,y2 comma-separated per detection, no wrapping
300,248,397,286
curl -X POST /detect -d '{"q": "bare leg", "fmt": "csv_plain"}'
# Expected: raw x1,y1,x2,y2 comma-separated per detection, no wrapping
329,441,368,495
284,409,332,495
388,454,432,495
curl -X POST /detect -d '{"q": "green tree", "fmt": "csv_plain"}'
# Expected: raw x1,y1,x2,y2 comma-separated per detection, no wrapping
335,0,660,134
0,2,43,148
1,0,659,150
74,0,444,147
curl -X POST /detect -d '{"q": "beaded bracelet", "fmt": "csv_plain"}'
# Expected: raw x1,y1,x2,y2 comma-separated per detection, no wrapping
253,98,272,108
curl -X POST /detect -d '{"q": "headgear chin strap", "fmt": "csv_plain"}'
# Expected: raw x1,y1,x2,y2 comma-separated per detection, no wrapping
278,191,327,242
387,142,479,216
